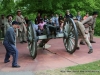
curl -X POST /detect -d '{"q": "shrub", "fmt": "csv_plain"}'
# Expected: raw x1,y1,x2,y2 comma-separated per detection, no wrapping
94,18,100,36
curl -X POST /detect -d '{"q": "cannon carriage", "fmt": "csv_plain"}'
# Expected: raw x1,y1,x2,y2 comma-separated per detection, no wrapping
27,18,78,59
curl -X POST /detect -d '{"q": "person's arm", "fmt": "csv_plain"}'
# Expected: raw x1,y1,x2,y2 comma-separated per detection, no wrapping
92,18,96,30
70,14,73,18
81,16,92,27
80,16,82,21
15,16,18,21
81,16,91,24
8,29,15,45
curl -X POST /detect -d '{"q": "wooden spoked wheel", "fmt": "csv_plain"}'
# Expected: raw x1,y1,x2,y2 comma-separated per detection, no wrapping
63,18,78,54
27,21,37,59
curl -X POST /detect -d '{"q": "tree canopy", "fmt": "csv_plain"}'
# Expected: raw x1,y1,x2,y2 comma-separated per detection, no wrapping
0,0,99,17
0,0,100,35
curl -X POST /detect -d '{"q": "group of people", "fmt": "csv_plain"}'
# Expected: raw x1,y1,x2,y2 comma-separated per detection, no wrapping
0,9,98,68
34,10,98,54
0,10,27,43
34,13,64,36
0,10,28,68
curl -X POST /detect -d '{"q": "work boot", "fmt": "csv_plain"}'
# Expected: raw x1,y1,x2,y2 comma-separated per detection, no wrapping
76,47,80,50
12,65,20,68
20,41,23,43
23,41,27,43
80,41,85,45
88,49,93,54
39,42,44,47
38,40,46,47
4,60,10,63
90,40,96,43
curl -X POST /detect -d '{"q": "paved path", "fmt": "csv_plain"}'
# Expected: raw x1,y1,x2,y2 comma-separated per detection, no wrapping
0,37,100,73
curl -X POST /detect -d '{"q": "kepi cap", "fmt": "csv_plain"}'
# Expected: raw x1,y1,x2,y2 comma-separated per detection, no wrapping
6,15,13,18
12,21,19,25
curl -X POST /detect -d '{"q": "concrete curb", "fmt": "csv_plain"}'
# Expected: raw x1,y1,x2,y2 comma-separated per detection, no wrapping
0,71,34,75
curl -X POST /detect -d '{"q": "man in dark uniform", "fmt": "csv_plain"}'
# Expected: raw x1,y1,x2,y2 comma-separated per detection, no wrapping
3,21,20,68
64,10,73,18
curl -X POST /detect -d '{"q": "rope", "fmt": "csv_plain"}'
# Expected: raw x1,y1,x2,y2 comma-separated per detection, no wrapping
44,48,79,65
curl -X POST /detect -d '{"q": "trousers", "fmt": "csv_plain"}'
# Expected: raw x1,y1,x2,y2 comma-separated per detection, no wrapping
75,21,92,49
19,29,27,42
89,26,94,41
3,41,18,66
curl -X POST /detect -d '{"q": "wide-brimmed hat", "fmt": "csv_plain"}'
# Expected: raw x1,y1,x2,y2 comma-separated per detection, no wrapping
6,15,13,18
17,9,21,12
66,10,70,12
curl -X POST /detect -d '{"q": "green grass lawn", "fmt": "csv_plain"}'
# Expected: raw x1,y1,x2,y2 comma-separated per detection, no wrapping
67,60,100,75
35,60,100,75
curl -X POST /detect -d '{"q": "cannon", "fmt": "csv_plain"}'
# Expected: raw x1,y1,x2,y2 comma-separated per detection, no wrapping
27,18,78,59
